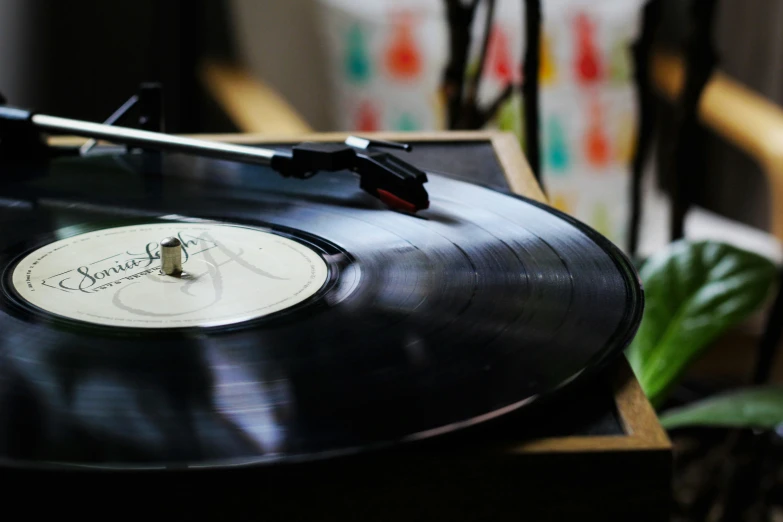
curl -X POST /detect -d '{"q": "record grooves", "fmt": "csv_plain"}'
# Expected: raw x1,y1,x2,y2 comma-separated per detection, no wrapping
0,147,643,471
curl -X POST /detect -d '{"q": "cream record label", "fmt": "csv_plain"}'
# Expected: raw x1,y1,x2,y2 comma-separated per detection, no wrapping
10,223,329,328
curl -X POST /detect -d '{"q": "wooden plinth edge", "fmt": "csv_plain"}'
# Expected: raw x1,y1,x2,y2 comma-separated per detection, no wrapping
509,358,671,454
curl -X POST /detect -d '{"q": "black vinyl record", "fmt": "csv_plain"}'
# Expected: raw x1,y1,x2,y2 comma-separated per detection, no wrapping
0,150,643,470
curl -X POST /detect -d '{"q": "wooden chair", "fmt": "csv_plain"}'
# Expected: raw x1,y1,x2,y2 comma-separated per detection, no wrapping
624,0,783,387
199,60,312,135
644,50,783,384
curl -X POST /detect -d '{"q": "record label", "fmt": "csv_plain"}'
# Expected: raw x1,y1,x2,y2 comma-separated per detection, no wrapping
10,223,329,328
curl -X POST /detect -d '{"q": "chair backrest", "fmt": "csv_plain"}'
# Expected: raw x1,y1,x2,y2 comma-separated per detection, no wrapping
651,51,783,245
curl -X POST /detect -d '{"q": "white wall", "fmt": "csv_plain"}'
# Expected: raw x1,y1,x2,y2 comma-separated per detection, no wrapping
229,0,335,130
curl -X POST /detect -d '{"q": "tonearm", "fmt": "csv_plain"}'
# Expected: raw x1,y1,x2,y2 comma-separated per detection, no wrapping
0,88,429,212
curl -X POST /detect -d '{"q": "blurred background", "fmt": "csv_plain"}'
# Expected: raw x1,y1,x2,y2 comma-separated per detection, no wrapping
3,0,778,252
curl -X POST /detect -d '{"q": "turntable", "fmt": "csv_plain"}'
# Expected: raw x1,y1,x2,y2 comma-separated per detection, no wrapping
0,94,670,520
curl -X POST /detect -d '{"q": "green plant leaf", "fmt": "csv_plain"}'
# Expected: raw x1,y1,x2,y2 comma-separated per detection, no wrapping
660,387,783,430
626,240,777,406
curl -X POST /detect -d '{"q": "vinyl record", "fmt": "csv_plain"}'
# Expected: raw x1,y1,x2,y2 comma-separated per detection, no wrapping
0,151,642,469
